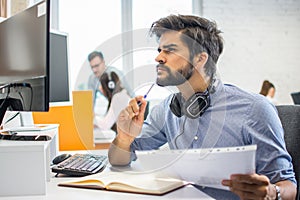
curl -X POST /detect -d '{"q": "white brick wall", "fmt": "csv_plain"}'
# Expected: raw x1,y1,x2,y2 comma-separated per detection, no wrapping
202,0,300,104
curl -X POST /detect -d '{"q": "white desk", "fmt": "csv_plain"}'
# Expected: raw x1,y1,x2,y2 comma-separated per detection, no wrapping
0,178,213,200
0,126,58,196
0,150,215,200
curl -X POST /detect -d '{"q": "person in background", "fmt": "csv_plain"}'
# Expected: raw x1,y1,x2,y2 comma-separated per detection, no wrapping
94,71,130,133
88,51,116,108
87,51,133,114
259,80,278,105
108,14,296,199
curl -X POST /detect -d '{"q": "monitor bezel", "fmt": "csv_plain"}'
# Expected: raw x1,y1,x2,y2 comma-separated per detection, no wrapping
0,0,50,125
49,29,72,107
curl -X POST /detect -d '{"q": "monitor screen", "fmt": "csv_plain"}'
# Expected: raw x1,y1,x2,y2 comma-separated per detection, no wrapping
0,0,50,125
291,92,300,105
49,31,71,106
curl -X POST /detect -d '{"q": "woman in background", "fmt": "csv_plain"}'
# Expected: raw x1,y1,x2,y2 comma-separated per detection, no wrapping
94,71,130,132
259,80,278,105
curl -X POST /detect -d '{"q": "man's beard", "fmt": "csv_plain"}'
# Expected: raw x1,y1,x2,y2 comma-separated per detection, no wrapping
156,63,194,87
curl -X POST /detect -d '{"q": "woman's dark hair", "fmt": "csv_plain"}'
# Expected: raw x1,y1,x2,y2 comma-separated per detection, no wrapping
100,71,123,108
149,14,224,80
259,80,275,96
99,71,123,132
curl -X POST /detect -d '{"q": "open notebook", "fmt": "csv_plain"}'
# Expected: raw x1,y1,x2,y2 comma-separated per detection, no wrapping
58,171,187,195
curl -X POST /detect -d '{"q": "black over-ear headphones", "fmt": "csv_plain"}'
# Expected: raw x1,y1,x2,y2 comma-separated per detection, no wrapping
107,72,115,91
169,90,210,119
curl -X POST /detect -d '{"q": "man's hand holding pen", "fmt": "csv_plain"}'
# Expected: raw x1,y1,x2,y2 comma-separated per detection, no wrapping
109,94,150,165
117,96,147,139
114,83,155,150
113,96,147,152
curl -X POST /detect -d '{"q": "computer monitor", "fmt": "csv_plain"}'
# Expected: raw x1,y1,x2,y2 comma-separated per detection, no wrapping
291,92,300,105
0,0,50,125
49,31,71,106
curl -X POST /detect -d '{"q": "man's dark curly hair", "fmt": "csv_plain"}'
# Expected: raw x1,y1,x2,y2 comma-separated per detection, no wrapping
149,14,224,80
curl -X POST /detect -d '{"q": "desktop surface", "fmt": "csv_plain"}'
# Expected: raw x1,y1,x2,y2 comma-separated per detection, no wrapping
0,149,215,200
0,178,213,200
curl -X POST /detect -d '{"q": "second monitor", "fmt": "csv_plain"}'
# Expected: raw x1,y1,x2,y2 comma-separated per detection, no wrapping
291,92,300,105
49,31,71,106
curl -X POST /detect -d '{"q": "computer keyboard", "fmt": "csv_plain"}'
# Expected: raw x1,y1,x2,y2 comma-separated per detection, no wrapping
51,153,108,177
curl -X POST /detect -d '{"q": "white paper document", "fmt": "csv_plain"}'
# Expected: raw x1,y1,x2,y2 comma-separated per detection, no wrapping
136,145,257,190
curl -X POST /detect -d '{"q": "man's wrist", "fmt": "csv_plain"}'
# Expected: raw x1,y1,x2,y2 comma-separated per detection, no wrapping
113,133,134,150
273,184,281,200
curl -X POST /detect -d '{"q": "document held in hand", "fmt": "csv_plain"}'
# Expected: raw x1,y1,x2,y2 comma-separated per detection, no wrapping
58,171,187,195
136,144,257,190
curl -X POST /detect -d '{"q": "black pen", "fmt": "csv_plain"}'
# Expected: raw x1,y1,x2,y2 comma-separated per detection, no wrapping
138,83,155,106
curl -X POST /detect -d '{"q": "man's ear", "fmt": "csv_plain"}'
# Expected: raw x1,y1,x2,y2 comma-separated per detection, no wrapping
194,52,208,70
192,52,209,78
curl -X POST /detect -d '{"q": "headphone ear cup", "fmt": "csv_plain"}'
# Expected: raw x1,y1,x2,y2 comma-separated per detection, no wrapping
107,80,115,90
169,93,183,117
170,91,210,119
183,92,210,119
107,72,115,90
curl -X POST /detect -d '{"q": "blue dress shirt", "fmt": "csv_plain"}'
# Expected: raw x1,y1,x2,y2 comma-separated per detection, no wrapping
129,79,296,199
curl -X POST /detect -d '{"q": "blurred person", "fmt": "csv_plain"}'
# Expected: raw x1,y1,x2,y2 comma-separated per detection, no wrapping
94,71,130,133
87,51,133,114
259,80,278,105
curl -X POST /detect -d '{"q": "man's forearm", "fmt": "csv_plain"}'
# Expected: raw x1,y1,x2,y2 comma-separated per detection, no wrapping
276,180,297,200
108,134,134,166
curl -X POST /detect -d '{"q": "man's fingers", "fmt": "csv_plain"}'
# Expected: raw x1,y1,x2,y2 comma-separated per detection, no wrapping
230,174,269,185
224,174,271,198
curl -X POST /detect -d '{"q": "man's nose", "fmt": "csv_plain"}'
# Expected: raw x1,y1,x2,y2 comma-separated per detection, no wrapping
155,53,166,64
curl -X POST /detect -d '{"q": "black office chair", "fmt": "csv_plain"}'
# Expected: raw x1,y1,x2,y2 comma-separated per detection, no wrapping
276,105,300,200
144,101,150,120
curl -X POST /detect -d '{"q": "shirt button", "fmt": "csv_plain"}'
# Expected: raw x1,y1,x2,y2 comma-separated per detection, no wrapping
194,136,198,140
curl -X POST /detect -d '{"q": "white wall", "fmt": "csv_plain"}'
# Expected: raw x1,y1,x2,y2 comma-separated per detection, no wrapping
202,0,300,104
60,0,300,105
58,0,122,91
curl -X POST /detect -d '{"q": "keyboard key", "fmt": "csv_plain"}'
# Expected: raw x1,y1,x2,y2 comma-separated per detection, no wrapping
87,161,103,172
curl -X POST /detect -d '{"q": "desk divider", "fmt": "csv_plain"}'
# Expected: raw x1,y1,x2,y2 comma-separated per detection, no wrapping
33,91,95,150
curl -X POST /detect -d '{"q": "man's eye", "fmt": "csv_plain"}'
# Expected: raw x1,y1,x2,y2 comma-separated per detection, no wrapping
158,48,175,54
165,49,175,54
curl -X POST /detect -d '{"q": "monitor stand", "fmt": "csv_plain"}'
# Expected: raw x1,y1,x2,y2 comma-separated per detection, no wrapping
1,111,34,128
0,112,51,141
0,98,24,126
19,112,34,126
